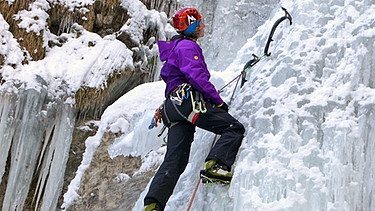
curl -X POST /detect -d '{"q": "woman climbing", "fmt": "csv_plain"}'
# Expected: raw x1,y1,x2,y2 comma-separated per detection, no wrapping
144,7,245,211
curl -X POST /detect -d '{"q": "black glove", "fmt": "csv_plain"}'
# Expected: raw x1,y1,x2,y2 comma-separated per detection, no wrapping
218,102,229,112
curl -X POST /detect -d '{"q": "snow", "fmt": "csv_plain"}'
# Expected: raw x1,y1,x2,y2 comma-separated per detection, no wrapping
14,0,50,35
0,0,173,92
0,15,23,71
1,0,375,210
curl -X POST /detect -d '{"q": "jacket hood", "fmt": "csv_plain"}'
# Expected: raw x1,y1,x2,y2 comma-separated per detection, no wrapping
158,40,178,62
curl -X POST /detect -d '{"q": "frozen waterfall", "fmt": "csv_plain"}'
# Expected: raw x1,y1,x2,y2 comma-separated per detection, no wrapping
132,0,375,210
2,0,372,210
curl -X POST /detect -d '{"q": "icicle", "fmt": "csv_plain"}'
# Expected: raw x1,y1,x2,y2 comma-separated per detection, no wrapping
2,87,48,211
359,106,375,211
34,100,75,211
1,79,75,211
0,89,18,183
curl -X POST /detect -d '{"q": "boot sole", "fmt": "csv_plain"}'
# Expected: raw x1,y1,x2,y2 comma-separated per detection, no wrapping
200,172,231,185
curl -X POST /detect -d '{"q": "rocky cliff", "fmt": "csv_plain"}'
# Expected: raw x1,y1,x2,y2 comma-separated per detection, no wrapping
0,0,178,210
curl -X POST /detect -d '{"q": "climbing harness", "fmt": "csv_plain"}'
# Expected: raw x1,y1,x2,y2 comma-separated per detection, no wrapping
149,83,208,137
170,83,206,114
169,84,207,124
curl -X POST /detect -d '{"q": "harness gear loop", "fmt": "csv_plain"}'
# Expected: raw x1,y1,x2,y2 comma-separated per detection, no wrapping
190,90,207,114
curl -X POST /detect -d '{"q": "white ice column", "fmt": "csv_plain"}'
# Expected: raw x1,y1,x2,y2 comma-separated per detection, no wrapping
0,90,18,183
2,87,48,211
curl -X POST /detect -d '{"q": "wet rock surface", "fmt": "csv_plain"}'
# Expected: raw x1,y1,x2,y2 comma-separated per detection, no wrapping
66,131,156,210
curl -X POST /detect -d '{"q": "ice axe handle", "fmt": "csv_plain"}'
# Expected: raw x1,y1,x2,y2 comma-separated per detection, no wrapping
264,7,293,56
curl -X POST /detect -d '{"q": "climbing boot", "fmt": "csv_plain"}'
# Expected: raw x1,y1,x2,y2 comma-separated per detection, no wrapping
144,203,160,211
200,160,232,184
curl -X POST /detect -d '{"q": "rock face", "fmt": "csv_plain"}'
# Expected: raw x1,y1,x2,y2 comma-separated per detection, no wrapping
0,1,45,62
0,0,179,210
75,67,146,120
67,132,157,211
1,0,177,119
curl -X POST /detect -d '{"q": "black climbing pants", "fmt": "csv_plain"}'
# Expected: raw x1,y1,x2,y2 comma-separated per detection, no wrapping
144,92,245,210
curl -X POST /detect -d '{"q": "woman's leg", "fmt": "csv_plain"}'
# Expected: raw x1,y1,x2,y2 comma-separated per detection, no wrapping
144,121,195,210
194,104,245,170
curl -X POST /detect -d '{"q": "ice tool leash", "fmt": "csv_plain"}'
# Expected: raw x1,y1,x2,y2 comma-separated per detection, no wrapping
186,7,293,211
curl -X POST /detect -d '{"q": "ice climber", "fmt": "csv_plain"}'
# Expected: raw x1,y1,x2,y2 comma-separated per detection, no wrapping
144,7,245,211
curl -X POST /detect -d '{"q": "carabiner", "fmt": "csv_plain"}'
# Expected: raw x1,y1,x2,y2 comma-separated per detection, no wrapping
183,86,191,99
200,102,207,113
193,101,201,113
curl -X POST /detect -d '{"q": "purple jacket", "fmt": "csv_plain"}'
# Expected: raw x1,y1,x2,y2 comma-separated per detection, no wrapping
158,38,224,105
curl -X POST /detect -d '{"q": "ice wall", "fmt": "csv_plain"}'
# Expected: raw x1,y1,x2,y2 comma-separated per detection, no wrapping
229,0,375,209
0,80,75,211
134,0,375,210
179,0,280,72
230,0,375,210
